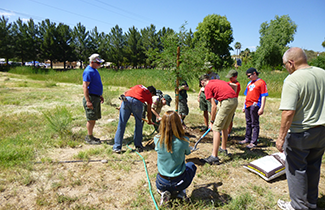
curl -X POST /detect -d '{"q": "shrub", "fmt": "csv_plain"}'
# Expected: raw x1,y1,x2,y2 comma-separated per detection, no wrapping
309,54,325,69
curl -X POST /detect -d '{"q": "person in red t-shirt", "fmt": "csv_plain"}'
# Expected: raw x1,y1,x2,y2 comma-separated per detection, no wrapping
239,68,268,149
225,69,241,136
200,75,238,165
113,85,156,153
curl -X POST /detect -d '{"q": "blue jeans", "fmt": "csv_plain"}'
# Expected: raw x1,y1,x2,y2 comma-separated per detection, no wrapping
156,162,197,193
244,105,260,145
113,97,144,150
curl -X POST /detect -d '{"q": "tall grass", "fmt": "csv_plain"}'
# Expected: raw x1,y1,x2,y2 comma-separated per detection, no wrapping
9,66,289,97
43,106,73,138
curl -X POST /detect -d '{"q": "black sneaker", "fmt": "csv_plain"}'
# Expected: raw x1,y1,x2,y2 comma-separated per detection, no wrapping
85,136,101,145
135,146,144,153
176,190,187,201
93,136,101,141
201,155,220,165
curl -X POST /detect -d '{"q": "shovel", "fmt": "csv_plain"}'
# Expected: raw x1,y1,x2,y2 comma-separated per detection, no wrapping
190,127,211,151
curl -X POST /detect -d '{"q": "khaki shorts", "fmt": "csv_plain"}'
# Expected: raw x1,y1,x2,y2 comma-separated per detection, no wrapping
83,95,101,121
213,98,238,131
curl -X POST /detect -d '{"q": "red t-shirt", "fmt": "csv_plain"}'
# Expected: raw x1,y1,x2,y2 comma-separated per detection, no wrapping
125,85,153,104
244,78,268,108
205,80,237,101
227,81,241,98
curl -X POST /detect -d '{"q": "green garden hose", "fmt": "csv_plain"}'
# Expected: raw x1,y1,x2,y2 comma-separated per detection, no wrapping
126,140,159,210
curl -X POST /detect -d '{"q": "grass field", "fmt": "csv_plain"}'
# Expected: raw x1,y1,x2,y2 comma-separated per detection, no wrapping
1,68,325,210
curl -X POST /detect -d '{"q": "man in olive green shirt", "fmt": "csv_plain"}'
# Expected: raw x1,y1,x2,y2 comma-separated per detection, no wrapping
276,47,325,210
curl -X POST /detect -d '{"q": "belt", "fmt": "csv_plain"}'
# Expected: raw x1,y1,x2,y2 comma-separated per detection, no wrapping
314,125,323,128
89,94,100,97
158,173,183,180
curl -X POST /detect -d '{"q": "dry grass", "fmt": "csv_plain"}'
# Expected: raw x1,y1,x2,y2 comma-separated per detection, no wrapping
1,71,325,209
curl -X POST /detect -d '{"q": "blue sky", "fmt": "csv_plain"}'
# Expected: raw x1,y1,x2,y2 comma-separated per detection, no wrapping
1,0,324,54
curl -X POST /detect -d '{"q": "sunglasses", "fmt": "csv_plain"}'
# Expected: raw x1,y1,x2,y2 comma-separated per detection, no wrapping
247,74,253,78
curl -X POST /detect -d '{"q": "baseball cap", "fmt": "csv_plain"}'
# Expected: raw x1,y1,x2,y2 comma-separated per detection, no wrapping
163,94,172,106
246,67,259,75
225,69,238,78
89,53,105,63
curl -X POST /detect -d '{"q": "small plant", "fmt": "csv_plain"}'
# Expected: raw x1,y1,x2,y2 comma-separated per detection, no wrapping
56,193,78,204
43,106,72,138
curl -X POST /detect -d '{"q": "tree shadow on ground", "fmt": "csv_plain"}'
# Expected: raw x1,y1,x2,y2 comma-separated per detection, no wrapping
191,182,231,208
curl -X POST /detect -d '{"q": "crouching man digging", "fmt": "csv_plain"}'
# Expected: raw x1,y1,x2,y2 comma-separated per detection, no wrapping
200,74,238,165
113,85,156,153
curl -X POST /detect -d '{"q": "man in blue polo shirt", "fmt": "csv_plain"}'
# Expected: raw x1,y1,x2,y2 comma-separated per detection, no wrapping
82,53,105,144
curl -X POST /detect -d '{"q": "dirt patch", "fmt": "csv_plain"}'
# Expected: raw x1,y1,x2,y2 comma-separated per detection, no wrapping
0,125,298,209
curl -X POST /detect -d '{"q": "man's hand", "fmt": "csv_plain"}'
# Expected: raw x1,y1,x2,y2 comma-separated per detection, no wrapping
100,96,104,103
209,122,213,129
87,101,93,110
276,138,285,152
258,108,264,115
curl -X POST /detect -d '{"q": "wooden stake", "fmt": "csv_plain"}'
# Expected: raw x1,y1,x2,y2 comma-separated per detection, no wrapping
175,46,180,112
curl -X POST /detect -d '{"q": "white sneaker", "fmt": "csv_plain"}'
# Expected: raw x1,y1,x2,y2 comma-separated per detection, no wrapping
159,190,171,206
277,199,295,210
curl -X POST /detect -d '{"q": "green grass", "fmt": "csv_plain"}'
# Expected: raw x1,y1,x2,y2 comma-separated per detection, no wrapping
8,66,289,97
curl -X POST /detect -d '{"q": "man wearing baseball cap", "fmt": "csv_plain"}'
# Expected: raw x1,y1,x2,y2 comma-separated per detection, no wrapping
82,53,105,145
239,68,268,149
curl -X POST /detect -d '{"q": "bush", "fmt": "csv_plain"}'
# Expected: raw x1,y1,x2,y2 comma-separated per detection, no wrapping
309,54,325,69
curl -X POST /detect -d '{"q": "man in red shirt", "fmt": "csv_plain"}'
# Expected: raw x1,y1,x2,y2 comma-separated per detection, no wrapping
240,68,268,149
200,75,238,165
113,85,156,153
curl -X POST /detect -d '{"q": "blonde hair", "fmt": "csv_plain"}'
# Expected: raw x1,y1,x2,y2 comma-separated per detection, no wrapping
158,111,187,153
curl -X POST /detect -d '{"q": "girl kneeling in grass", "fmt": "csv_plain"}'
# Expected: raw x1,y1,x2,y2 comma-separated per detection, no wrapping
154,110,197,206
